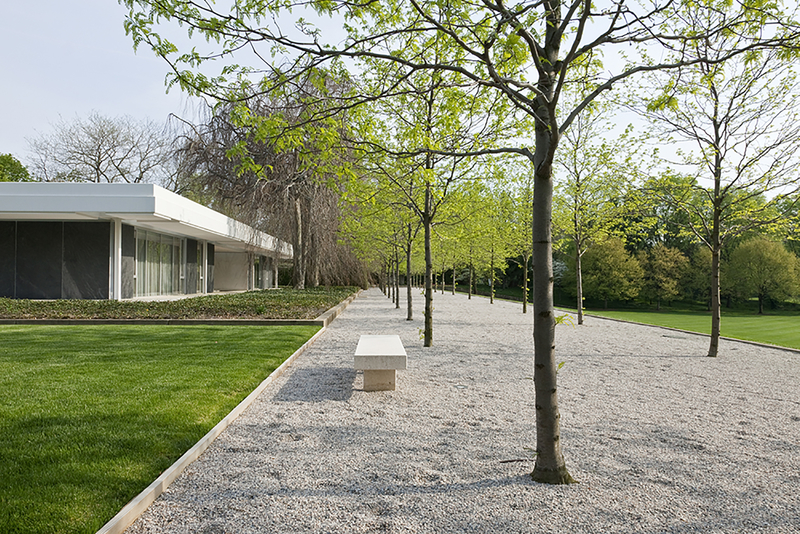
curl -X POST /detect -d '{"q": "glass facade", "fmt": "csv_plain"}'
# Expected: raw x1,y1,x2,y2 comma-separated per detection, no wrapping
134,229,191,297
196,240,204,293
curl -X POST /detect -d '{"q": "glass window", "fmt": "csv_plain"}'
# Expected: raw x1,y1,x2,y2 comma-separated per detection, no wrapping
134,229,188,297
197,242,204,293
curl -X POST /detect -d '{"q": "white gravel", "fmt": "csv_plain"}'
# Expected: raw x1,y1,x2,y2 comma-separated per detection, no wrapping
125,288,800,533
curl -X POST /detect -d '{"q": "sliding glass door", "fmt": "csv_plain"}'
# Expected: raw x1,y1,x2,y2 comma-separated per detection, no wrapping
134,230,185,297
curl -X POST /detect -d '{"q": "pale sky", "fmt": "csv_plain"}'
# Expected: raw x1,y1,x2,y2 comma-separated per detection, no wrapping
0,0,196,165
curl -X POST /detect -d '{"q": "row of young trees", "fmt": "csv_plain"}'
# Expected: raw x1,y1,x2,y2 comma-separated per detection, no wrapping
358,171,800,316
10,0,800,484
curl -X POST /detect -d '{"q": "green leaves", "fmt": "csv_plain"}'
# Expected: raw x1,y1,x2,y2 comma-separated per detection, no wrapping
0,154,30,182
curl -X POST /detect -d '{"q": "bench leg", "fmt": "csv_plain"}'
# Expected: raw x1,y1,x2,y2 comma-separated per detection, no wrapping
363,369,396,391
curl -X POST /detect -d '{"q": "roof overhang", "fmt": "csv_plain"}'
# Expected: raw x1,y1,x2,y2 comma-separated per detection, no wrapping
0,182,293,259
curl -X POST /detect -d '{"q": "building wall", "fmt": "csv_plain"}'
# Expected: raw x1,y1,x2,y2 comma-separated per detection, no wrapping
213,251,249,291
62,222,112,299
0,221,111,299
0,218,265,300
207,244,215,293
0,221,17,297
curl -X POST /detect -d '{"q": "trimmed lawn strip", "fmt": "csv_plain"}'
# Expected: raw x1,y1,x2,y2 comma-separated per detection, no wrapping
583,309,800,350
0,287,357,320
0,324,320,534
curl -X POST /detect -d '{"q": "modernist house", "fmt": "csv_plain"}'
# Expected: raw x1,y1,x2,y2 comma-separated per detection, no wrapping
0,182,292,300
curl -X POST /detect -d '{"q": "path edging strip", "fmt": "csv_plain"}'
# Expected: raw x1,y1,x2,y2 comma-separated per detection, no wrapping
95,291,360,534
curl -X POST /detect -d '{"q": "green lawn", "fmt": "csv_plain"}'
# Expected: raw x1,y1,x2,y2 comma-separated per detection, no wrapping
0,324,320,534
582,308,800,350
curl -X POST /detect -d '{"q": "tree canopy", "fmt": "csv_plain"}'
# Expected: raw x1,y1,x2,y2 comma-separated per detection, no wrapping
0,154,30,182
727,237,799,314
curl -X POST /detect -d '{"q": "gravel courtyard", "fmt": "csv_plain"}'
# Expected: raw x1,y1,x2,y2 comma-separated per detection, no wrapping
126,288,800,533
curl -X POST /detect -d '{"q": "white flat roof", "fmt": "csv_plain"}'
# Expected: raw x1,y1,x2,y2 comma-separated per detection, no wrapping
0,182,292,258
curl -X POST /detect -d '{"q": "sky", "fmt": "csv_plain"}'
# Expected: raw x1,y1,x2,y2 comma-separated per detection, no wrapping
0,2,662,175
0,0,197,164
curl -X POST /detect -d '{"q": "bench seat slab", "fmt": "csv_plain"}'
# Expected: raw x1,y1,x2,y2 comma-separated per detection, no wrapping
354,354,407,370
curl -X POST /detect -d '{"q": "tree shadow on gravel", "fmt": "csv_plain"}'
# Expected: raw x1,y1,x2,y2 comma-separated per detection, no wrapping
273,367,357,402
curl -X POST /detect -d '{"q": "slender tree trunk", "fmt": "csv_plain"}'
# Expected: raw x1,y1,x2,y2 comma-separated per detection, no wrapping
490,246,495,304
531,152,574,483
406,226,413,321
395,251,400,309
709,237,721,357
522,254,529,314
451,263,456,295
708,175,723,356
390,257,394,303
530,21,574,482
424,174,434,347
467,261,474,299
575,252,583,325
292,197,305,290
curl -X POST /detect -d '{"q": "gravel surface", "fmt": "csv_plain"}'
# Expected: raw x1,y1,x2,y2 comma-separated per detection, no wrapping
126,288,800,533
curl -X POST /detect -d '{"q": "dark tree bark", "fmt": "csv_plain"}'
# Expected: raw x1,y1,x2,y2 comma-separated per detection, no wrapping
529,0,575,485
406,223,414,321
423,175,434,347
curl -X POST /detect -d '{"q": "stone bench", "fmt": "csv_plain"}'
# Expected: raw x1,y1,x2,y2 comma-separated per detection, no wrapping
354,335,407,391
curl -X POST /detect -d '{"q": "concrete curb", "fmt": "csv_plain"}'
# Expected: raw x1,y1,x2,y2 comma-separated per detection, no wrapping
315,290,361,327
94,291,361,534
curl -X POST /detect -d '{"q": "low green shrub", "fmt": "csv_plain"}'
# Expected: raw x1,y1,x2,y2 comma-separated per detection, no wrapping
0,287,357,320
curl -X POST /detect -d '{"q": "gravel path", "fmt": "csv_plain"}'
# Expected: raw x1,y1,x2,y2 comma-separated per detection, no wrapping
126,288,800,533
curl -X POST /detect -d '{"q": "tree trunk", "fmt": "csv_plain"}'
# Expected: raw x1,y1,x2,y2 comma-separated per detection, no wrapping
468,260,473,300
386,260,394,304
292,197,305,290
423,175,434,347
490,246,495,304
406,226,413,321
530,16,574,482
709,238,721,357
522,254,529,314
575,252,583,325
708,162,723,357
395,251,400,309
758,294,764,315
531,156,574,484
451,263,456,295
